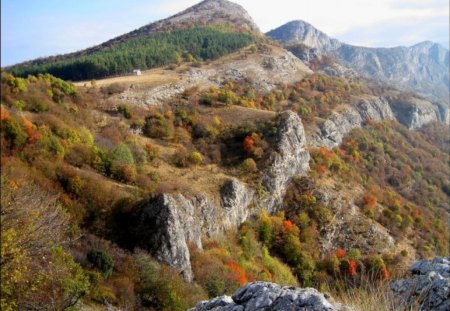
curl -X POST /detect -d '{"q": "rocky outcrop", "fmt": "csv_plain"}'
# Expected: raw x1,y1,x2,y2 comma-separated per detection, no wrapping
267,20,342,53
308,96,394,148
136,110,311,281
388,96,445,129
261,111,310,213
117,46,312,106
390,257,450,311
189,282,346,311
136,179,254,282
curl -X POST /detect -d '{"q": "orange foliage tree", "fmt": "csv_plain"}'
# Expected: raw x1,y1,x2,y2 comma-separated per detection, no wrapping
225,262,248,286
335,249,347,259
243,135,255,152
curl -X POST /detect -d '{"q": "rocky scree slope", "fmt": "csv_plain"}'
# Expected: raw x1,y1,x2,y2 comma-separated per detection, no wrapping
188,281,346,311
117,45,312,106
267,20,450,102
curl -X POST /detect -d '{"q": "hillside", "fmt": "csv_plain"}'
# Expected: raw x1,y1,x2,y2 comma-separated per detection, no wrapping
1,0,449,310
267,20,450,102
5,0,261,81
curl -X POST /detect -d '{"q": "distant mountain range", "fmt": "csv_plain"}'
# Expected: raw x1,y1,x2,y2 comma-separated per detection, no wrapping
267,20,449,102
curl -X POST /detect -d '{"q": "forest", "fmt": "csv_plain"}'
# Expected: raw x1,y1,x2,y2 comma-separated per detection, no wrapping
7,27,255,81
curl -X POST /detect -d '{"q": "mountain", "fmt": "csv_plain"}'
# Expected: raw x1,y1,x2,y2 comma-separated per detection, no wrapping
5,0,261,81
267,20,341,52
267,20,450,102
2,1,450,310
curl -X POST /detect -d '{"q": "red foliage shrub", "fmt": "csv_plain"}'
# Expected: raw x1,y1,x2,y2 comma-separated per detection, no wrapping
363,194,377,208
225,262,248,286
282,220,295,233
381,268,390,280
335,249,347,259
347,259,357,276
316,165,327,174
22,117,40,144
243,135,254,152
1,107,9,121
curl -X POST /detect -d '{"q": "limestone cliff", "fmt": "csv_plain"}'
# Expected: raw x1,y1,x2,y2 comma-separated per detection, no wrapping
308,96,395,148
261,111,310,212
135,111,310,280
135,179,254,282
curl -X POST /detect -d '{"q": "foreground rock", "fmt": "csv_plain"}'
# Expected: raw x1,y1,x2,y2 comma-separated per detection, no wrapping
390,257,450,311
189,282,346,311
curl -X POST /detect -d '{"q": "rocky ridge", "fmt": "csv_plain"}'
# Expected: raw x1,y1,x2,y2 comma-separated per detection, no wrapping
117,46,312,106
307,94,448,148
267,20,450,102
391,257,450,311
188,282,346,311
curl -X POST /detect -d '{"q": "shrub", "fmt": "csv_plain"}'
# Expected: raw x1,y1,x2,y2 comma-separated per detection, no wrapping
259,211,273,246
189,151,203,165
2,117,28,148
335,249,347,259
145,143,160,161
111,162,137,183
87,249,114,279
241,158,257,173
348,248,361,260
144,113,174,139
117,105,132,119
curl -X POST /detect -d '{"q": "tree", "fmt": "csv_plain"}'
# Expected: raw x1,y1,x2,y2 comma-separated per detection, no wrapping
87,249,114,278
1,181,90,310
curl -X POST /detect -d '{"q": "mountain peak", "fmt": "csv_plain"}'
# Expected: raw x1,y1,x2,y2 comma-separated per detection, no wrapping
267,20,341,52
162,0,260,33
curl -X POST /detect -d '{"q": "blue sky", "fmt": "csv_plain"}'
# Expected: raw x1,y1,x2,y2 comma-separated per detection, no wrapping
2,0,449,66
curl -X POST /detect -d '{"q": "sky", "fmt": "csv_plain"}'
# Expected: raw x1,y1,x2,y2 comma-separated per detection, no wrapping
2,0,449,66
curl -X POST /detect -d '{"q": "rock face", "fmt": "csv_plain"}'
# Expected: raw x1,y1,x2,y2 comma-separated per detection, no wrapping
267,20,341,53
390,257,450,311
189,282,345,311
136,110,311,281
262,111,310,212
308,96,395,148
388,95,447,129
267,20,450,102
136,179,254,282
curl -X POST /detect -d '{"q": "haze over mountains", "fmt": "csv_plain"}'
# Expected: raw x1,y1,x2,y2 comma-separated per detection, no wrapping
267,20,450,102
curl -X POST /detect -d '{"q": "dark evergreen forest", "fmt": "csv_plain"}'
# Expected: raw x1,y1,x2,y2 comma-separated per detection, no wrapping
9,27,255,81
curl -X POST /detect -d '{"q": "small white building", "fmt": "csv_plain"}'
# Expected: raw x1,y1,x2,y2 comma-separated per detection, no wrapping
133,69,142,76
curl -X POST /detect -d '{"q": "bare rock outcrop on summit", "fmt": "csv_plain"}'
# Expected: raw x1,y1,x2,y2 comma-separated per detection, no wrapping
189,282,346,311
